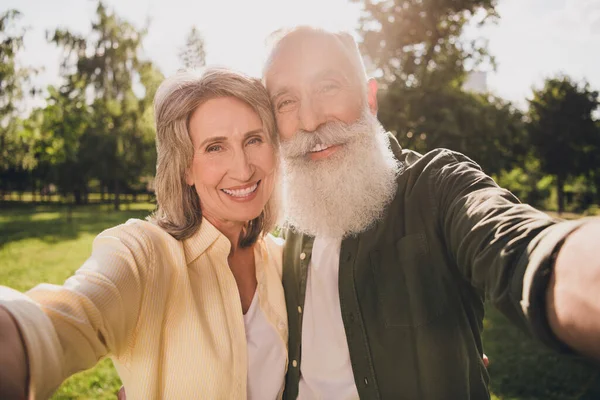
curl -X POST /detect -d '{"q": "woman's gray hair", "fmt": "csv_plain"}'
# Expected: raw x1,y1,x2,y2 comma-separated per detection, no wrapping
150,67,280,245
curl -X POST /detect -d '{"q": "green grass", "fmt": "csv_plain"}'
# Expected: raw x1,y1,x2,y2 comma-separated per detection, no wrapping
483,306,600,400
1,203,599,399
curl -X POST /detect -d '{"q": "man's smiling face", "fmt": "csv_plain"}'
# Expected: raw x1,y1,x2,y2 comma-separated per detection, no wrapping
264,30,366,161
262,28,400,238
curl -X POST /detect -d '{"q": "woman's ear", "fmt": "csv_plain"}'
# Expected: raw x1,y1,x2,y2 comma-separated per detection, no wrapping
185,168,194,186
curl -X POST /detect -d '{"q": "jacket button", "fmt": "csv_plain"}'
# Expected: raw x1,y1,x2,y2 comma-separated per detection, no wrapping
298,306,302,314
292,360,298,367
300,252,306,260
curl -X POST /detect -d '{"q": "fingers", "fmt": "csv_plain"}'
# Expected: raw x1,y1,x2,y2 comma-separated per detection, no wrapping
117,386,126,400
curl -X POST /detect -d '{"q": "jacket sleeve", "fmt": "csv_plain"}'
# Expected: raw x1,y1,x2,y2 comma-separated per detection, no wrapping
430,149,586,353
0,220,153,399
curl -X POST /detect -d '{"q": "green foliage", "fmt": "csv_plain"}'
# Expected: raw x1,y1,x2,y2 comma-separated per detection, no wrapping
354,0,525,175
382,86,527,175
0,9,37,197
493,157,552,208
0,2,170,207
0,9,27,125
43,1,163,208
527,75,600,212
354,0,498,86
354,0,600,212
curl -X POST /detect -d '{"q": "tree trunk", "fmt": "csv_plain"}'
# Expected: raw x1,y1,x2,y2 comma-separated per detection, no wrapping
595,175,600,205
74,189,83,205
557,174,565,215
114,180,120,211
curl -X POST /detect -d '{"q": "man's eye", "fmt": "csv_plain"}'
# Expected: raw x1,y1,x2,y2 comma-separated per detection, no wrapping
320,83,339,93
206,144,222,153
277,99,295,111
247,137,263,145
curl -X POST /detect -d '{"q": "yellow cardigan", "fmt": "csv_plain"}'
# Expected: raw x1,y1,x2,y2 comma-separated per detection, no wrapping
0,218,288,399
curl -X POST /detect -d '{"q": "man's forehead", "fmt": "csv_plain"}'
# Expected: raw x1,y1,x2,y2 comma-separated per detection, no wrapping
265,34,352,90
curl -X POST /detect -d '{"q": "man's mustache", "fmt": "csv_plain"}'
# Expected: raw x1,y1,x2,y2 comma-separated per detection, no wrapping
280,120,357,159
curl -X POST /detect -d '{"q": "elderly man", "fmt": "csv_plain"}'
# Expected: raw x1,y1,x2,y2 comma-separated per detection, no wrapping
263,26,600,399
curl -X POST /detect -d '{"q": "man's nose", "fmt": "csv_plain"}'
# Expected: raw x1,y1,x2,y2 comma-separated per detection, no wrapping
298,98,325,133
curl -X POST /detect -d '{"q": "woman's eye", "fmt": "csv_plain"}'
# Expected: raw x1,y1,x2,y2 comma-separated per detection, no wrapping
247,137,263,145
206,144,222,153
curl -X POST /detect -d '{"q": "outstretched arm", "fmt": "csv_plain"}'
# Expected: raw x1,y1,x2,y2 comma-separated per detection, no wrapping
0,221,153,399
547,220,600,359
430,149,598,359
0,306,28,399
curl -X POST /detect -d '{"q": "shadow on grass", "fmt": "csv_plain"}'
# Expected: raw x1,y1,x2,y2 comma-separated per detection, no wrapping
0,203,155,247
484,306,600,400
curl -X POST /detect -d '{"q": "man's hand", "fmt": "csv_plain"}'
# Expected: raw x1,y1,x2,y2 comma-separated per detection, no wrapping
547,219,600,360
0,306,28,399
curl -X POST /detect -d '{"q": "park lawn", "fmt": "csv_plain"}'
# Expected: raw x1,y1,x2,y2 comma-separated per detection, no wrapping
1,203,599,399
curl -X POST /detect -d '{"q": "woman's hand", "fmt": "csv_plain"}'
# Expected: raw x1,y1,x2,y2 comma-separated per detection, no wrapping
0,306,28,399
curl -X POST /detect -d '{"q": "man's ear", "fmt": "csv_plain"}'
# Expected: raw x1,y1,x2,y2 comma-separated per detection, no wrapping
367,78,378,115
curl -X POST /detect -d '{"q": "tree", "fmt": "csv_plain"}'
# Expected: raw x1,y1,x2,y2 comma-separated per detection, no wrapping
179,26,206,69
0,9,33,199
353,0,526,174
379,84,527,175
48,1,159,209
38,82,92,204
354,0,498,87
527,76,600,213
592,120,600,205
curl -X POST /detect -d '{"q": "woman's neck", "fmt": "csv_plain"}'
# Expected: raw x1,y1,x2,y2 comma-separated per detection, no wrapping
204,215,246,254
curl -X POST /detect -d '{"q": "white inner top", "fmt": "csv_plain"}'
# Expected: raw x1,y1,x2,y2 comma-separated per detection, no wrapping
244,291,287,400
298,235,359,400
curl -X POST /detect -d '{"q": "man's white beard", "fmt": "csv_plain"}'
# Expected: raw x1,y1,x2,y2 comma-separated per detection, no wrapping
281,110,401,238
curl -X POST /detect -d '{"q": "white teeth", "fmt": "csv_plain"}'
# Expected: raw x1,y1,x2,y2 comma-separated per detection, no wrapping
222,183,258,197
310,143,331,153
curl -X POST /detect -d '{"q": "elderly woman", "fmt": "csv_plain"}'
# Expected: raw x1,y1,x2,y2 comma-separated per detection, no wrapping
0,68,287,399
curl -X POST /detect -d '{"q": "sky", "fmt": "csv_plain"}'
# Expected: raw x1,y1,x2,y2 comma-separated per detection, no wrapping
4,0,600,110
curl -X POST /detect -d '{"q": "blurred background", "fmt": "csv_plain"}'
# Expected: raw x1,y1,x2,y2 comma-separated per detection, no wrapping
1,0,599,398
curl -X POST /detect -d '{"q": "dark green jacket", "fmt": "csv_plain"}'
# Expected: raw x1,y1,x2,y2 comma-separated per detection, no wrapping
282,137,584,399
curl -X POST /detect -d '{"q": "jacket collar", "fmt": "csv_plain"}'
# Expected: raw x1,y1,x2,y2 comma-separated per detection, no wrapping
182,218,231,265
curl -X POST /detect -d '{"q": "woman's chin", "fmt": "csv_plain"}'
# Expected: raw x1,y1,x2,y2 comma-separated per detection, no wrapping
222,197,267,223
228,208,265,225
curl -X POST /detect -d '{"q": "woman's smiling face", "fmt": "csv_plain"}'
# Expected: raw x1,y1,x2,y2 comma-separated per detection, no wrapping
185,96,277,227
